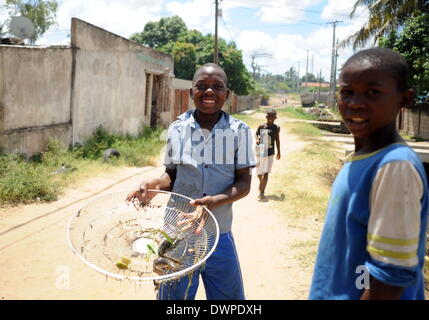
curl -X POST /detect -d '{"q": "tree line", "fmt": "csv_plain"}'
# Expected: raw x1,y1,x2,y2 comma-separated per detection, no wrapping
130,16,255,96
0,1,427,106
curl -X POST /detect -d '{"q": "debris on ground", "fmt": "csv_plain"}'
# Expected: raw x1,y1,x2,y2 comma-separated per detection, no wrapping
103,148,121,162
303,107,335,120
52,163,77,174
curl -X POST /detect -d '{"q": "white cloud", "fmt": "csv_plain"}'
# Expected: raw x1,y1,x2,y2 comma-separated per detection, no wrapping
321,0,368,21
236,15,370,82
3,0,373,82
230,0,373,81
226,0,324,24
55,0,165,37
165,0,213,33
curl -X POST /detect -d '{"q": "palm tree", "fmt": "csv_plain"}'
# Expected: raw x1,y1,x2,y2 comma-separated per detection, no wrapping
340,0,429,49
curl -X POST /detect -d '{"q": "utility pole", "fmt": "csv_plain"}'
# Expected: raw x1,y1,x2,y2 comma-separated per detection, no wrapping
214,0,219,64
311,54,314,76
317,69,322,104
328,20,342,110
305,49,309,91
296,61,301,94
333,38,339,108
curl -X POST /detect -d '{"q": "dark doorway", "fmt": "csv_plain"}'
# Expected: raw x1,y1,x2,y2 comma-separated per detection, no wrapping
151,75,161,128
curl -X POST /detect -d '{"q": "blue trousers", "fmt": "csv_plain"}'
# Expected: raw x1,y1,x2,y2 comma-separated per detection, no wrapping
157,232,245,300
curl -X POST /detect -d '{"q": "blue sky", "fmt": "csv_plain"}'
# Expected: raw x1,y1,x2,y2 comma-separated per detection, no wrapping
1,0,371,81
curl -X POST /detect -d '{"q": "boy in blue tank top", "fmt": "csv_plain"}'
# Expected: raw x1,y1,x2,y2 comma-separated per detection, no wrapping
309,48,428,300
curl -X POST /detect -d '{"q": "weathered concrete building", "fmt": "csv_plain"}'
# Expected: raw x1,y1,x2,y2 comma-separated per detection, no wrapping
0,18,258,156
0,18,174,155
0,45,73,155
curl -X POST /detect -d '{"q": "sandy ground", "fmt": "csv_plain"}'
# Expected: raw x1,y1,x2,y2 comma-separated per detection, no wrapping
0,113,323,300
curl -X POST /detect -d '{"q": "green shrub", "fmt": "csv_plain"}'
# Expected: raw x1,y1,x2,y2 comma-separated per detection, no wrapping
0,125,165,205
71,126,119,159
0,154,58,204
113,126,164,166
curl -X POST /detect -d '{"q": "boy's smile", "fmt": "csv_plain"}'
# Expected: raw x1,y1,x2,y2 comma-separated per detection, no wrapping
266,114,276,125
338,61,413,139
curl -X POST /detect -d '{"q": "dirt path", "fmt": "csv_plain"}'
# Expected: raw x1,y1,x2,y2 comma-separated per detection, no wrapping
229,118,317,300
0,114,319,300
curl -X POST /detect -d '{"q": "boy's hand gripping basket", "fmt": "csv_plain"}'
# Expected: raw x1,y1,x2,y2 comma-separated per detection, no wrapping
67,190,219,283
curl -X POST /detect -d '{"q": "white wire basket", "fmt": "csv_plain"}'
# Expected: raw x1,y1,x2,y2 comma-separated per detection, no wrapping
67,190,219,283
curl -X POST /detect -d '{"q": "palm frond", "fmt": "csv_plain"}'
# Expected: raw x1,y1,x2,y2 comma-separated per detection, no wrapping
345,0,425,49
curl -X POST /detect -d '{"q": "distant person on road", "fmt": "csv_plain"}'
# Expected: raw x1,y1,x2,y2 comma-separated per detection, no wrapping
309,47,428,300
127,63,255,300
255,108,281,200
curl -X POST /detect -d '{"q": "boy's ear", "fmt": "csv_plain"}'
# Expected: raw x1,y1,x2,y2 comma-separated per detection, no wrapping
189,88,193,97
401,89,415,109
226,89,230,100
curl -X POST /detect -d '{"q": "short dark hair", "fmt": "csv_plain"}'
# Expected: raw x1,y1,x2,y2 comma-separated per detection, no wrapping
342,47,410,91
192,63,228,85
266,108,277,115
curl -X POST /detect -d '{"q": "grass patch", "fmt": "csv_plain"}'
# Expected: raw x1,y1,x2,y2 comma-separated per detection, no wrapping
291,240,319,269
233,112,264,129
234,106,317,130
400,134,427,142
288,122,323,138
268,140,341,222
0,125,165,206
266,119,342,227
0,154,59,204
260,120,342,287
276,107,317,120
326,108,341,120
411,136,428,142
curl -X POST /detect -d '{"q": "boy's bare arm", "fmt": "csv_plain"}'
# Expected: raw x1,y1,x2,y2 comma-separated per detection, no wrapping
256,125,262,144
275,126,281,159
190,167,252,210
360,278,404,300
126,168,176,203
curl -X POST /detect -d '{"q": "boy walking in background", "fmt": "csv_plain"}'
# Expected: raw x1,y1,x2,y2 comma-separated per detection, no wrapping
309,48,428,300
127,63,255,300
255,108,281,200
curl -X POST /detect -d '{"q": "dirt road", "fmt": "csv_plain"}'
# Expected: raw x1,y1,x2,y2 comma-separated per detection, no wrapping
0,115,320,300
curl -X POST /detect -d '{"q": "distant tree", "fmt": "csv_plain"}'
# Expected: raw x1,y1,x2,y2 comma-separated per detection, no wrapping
274,82,290,92
301,73,318,82
177,29,205,46
131,18,254,96
160,41,197,80
4,0,58,42
192,35,254,95
130,15,187,49
284,67,298,82
248,50,272,78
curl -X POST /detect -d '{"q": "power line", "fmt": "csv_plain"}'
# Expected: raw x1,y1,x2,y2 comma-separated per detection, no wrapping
214,0,219,64
221,16,235,43
227,1,368,18
228,6,325,26
327,20,342,109
238,23,315,29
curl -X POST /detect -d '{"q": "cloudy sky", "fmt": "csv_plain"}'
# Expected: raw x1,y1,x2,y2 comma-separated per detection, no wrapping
1,0,371,81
